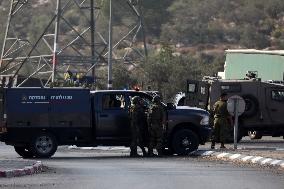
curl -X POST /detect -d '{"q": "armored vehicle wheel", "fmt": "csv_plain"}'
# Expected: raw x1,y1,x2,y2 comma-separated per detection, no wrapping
30,132,57,158
242,95,259,118
248,130,262,140
172,129,199,156
14,146,34,158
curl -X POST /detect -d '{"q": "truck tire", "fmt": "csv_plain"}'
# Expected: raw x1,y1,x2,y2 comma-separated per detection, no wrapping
248,130,262,140
30,132,58,158
14,146,34,158
241,95,259,118
172,129,199,156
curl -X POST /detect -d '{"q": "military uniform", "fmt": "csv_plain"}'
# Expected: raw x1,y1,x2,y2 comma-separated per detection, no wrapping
129,97,147,156
211,98,230,148
148,96,165,156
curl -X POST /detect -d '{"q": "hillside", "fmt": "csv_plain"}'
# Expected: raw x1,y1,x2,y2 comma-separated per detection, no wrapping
1,0,284,52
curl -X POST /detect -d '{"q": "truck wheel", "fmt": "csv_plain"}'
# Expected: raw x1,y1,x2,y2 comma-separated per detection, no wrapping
248,130,262,140
172,129,199,156
30,132,57,158
241,95,259,118
14,146,34,158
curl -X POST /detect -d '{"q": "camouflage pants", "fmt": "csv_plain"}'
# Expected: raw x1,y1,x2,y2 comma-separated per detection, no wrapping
148,124,163,151
130,125,145,152
212,118,229,143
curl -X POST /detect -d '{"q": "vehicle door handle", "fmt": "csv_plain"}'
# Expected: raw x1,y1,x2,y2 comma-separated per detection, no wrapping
270,109,278,112
100,114,108,118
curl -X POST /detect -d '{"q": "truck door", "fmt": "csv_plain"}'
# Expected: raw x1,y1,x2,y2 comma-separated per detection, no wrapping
96,93,130,140
185,80,209,110
265,88,284,123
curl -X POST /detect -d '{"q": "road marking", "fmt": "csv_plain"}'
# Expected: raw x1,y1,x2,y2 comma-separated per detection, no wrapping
202,151,214,156
229,154,241,160
217,153,229,158
260,158,273,165
251,156,263,163
242,156,254,162
270,160,282,165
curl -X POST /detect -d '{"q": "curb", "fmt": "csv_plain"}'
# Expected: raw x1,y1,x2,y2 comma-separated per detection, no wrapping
0,161,43,178
192,150,284,170
69,146,284,170
68,146,130,152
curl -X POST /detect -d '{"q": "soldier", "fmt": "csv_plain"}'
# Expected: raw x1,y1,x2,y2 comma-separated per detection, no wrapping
211,93,232,149
129,96,147,157
148,95,166,156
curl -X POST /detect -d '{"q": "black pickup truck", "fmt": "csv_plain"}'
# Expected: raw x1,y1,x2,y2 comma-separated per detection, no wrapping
0,88,211,158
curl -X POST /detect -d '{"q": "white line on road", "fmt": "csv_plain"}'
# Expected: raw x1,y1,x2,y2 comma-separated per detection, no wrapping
251,156,263,163
260,158,273,165
229,154,241,160
202,151,215,156
270,160,282,165
217,153,229,158
242,156,254,162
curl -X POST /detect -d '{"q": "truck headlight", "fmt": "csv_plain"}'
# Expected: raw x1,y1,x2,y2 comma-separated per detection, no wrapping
200,115,209,126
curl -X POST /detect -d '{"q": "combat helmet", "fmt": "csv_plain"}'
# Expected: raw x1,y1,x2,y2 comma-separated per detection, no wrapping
132,96,141,105
153,95,161,103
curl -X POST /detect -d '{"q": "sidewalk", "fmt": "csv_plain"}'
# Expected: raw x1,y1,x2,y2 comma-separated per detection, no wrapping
192,149,284,170
194,141,284,170
69,139,284,170
0,159,43,178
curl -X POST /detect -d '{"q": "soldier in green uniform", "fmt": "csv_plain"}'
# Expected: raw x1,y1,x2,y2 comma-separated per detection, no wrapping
148,95,166,156
211,93,232,149
129,96,147,157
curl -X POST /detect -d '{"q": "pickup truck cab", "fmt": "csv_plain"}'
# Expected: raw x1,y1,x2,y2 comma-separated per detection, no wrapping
0,88,211,158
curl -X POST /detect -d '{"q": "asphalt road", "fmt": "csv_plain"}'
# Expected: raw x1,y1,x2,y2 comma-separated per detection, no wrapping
0,138,283,189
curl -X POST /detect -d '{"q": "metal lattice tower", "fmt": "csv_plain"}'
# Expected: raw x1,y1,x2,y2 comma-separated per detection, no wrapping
0,0,147,87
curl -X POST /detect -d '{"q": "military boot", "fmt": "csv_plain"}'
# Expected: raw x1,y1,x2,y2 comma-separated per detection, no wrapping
148,148,156,157
130,147,140,157
220,142,226,149
140,146,147,157
211,141,215,149
157,149,164,157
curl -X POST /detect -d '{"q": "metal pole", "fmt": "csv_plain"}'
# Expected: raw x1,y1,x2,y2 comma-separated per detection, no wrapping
107,0,113,90
52,0,61,83
90,0,96,82
0,0,14,68
138,0,148,58
233,98,239,150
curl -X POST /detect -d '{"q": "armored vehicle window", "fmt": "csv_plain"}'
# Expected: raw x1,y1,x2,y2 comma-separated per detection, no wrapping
221,84,241,93
188,83,197,93
102,94,125,109
271,90,284,102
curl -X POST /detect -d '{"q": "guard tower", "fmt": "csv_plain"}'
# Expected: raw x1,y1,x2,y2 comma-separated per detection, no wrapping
0,0,147,87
